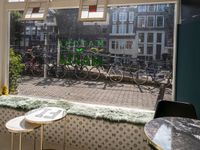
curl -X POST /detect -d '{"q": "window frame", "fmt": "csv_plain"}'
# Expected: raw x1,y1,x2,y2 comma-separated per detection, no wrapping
137,16,146,28
147,15,155,28
156,15,164,28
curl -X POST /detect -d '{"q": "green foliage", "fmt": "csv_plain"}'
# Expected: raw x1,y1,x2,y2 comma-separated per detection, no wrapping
10,11,23,47
9,48,24,94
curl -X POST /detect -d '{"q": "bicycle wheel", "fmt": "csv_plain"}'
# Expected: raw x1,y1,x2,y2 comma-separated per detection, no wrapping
32,64,43,77
133,69,148,85
75,65,88,80
89,67,101,81
108,67,123,83
155,71,172,87
55,65,66,79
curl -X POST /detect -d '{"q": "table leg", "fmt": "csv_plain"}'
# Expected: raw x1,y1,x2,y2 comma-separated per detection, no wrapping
63,117,66,150
11,133,14,150
40,124,44,150
34,130,36,150
19,133,22,150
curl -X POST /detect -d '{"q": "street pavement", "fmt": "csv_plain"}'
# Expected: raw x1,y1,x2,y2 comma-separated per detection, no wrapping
17,76,172,110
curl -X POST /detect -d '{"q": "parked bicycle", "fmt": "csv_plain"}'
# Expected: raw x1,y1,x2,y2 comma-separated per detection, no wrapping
133,64,172,86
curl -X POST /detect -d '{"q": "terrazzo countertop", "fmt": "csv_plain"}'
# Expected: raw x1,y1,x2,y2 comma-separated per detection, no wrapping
144,117,200,150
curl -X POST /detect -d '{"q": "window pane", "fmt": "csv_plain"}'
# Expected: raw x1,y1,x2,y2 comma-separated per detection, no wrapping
138,33,144,42
147,44,153,54
137,16,145,28
157,4,166,12
138,5,146,12
147,16,154,27
119,24,126,34
112,25,117,34
128,24,133,33
157,33,162,42
157,16,164,27
129,12,134,22
126,41,133,49
138,44,144,54
147,33,154,43
119,12,127,22
119,40,125,49
148,4,156,12
112,12,118,22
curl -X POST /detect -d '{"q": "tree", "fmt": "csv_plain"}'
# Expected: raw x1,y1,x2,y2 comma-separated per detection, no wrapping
10,11,23,50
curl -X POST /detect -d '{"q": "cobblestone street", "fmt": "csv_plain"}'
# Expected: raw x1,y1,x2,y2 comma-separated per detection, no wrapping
17,76,172,110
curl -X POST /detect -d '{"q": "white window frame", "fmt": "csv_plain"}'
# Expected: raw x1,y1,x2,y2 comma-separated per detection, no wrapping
147,5,156,12
129,12,134,22
112,12,117,22
119,24,126,34
119,12,127,22
138,5,146,12
156,15,164,28
147,15,155,28
137,16,146,28
1,1,179,105
128,24,134,34
22,0,50,21
157,4,166,12
112,24,117,34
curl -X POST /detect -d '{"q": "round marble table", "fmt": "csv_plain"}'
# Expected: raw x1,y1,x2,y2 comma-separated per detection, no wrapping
25,107,67,150
144,117,200,150
6,116,40,150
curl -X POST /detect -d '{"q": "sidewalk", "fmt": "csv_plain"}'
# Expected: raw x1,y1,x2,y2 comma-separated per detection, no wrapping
17,76,172,110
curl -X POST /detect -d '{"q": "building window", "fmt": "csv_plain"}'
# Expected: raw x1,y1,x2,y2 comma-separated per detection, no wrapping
129,12,134,22
138,5,146,12
147,44,153,54
128,24,134,34
138,44,144,54
119,24,127,34
156,15,164,27
157,33,162,43
32,27,36,35
26,27,31,35
147,33,154,43
156,44,162,60
119,40,125,49
148,4,156,12
111,41,119,49
157,4,166,12
119,12,127,22
112,25,117,34
147,16,155,28
137,16,146,28
112,12,118,22
138,33,145,42
126,41,133,49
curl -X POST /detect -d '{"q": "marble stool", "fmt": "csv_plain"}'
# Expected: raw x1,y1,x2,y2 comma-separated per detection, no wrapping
6,116,40,150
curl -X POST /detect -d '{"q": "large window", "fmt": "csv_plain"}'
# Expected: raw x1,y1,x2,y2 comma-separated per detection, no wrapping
9,3,175,110
137,31,164,60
